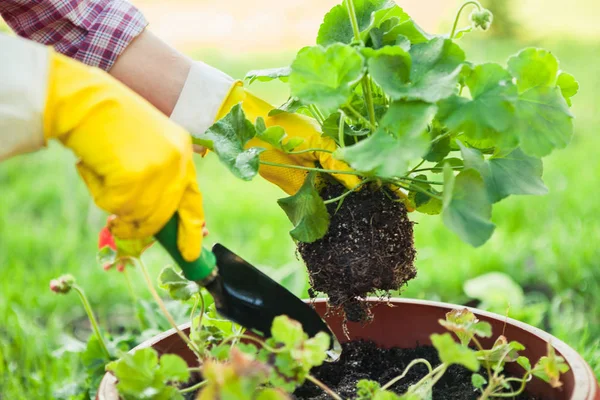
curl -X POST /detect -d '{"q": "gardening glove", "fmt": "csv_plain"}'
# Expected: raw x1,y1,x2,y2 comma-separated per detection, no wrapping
42,48,205,261
171,62,361,195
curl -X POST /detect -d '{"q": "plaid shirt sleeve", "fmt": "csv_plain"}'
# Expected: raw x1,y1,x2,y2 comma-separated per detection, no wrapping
0,0,148,71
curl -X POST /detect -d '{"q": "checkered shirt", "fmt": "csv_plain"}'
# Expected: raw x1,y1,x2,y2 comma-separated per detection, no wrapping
0,0,148,71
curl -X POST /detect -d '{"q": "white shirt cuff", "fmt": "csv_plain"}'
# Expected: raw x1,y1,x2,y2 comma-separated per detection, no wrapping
0,35,49,162
170,61,235,136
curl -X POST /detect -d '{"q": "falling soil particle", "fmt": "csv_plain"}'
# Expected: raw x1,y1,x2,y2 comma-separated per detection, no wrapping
298,184,417,322
293,341,540,400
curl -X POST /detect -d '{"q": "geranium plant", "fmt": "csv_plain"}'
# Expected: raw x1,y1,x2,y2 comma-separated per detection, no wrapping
195,0,578,320
50,1,578,399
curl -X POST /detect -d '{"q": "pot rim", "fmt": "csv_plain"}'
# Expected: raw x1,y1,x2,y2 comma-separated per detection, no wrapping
97,297,599,400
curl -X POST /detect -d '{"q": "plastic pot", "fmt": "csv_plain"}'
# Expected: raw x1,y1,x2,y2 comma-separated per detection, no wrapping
97,298,599,400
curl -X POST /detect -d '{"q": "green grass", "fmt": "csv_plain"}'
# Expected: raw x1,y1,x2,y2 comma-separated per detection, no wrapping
1,37,599,398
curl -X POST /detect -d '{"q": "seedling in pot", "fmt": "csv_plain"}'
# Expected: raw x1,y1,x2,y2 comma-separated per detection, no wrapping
196,0,578,320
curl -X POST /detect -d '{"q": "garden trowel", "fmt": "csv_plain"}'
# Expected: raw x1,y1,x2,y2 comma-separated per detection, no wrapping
154,214,335,343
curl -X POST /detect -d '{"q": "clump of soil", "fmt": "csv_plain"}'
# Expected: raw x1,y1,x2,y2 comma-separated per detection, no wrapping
293,341,539,400
298,184,417,322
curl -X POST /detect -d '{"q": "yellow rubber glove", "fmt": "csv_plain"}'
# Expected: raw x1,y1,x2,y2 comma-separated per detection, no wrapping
44,52,205,262
218,83,362,195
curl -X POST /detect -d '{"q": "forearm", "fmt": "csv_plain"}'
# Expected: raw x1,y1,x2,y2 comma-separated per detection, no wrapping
109,30,192,117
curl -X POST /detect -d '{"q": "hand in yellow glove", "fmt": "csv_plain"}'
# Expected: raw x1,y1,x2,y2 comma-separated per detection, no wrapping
217,84,361,195
170,62,361,196
43,52,205,261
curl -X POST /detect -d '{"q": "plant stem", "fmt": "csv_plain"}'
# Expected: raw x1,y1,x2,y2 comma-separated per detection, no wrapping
136,258,202,356
430,130,453,145
381,359,433,391
338,111,346,148
323,179,369,205
122,267,146,331
190,295,200,326
450,1,482,39
218,334,282,353
179,380,207,394
72,285,111,360
413,166,464,173
307,375,343,400
472,336,492,382
344,0,361,42
408,159,426,175
260,161,363,177
393,181,443,201
345,104,377,131
344,0,378,136
398,176,444,185
488,374,531,398
361,78,377,132
308,104,324,125
287,148,334,155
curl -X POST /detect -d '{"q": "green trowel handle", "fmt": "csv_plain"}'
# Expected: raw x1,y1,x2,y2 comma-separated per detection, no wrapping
154,214,217,283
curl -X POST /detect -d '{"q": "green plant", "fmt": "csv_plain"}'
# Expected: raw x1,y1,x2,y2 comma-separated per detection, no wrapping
197,0,577,249
47,219,570,399
348,308,569,400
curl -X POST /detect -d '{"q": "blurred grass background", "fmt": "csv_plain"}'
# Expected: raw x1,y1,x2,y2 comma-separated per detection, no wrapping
1,0,599,397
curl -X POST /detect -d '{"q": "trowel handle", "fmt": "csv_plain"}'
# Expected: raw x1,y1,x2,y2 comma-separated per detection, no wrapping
155,214,217,283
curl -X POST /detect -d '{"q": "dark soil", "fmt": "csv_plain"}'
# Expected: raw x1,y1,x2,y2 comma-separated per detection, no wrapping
293,341,539,400
298,184,417,322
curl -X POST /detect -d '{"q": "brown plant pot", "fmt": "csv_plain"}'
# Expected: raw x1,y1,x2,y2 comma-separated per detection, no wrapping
97,298,599,400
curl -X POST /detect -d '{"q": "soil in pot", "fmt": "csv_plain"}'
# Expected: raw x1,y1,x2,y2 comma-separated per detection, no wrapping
293,341,539,400
298,184,417,322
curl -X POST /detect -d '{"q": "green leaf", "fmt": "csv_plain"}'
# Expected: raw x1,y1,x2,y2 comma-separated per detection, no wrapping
442,166,495,247
471,373,487,390
459,144,548,203
476,336,524,367
158,354,190,383
245,67,291,84
425,127,452,162
322,112,364,141
508,48,558,92
507,48,574,157
106,348,160,397
271,316,306,348
363,46,412,94
255,118,305,153
157,266,199,301
556,72,579,106
380,37,465,102
256,389,290,400
335,101,436,178
408,175,443,215
439,308,491,346
387,19,433,45
438,63,517,148
510,86,573,158
106,349,189,400
357,379,382,399
277,172,330,243
532,343,570,388
517,356,532,371
290,44,365,115
317,0,408,46
268,97,307,117
198,104,264,180
301,332,330,368
463,272,525,310
431,333,480,371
